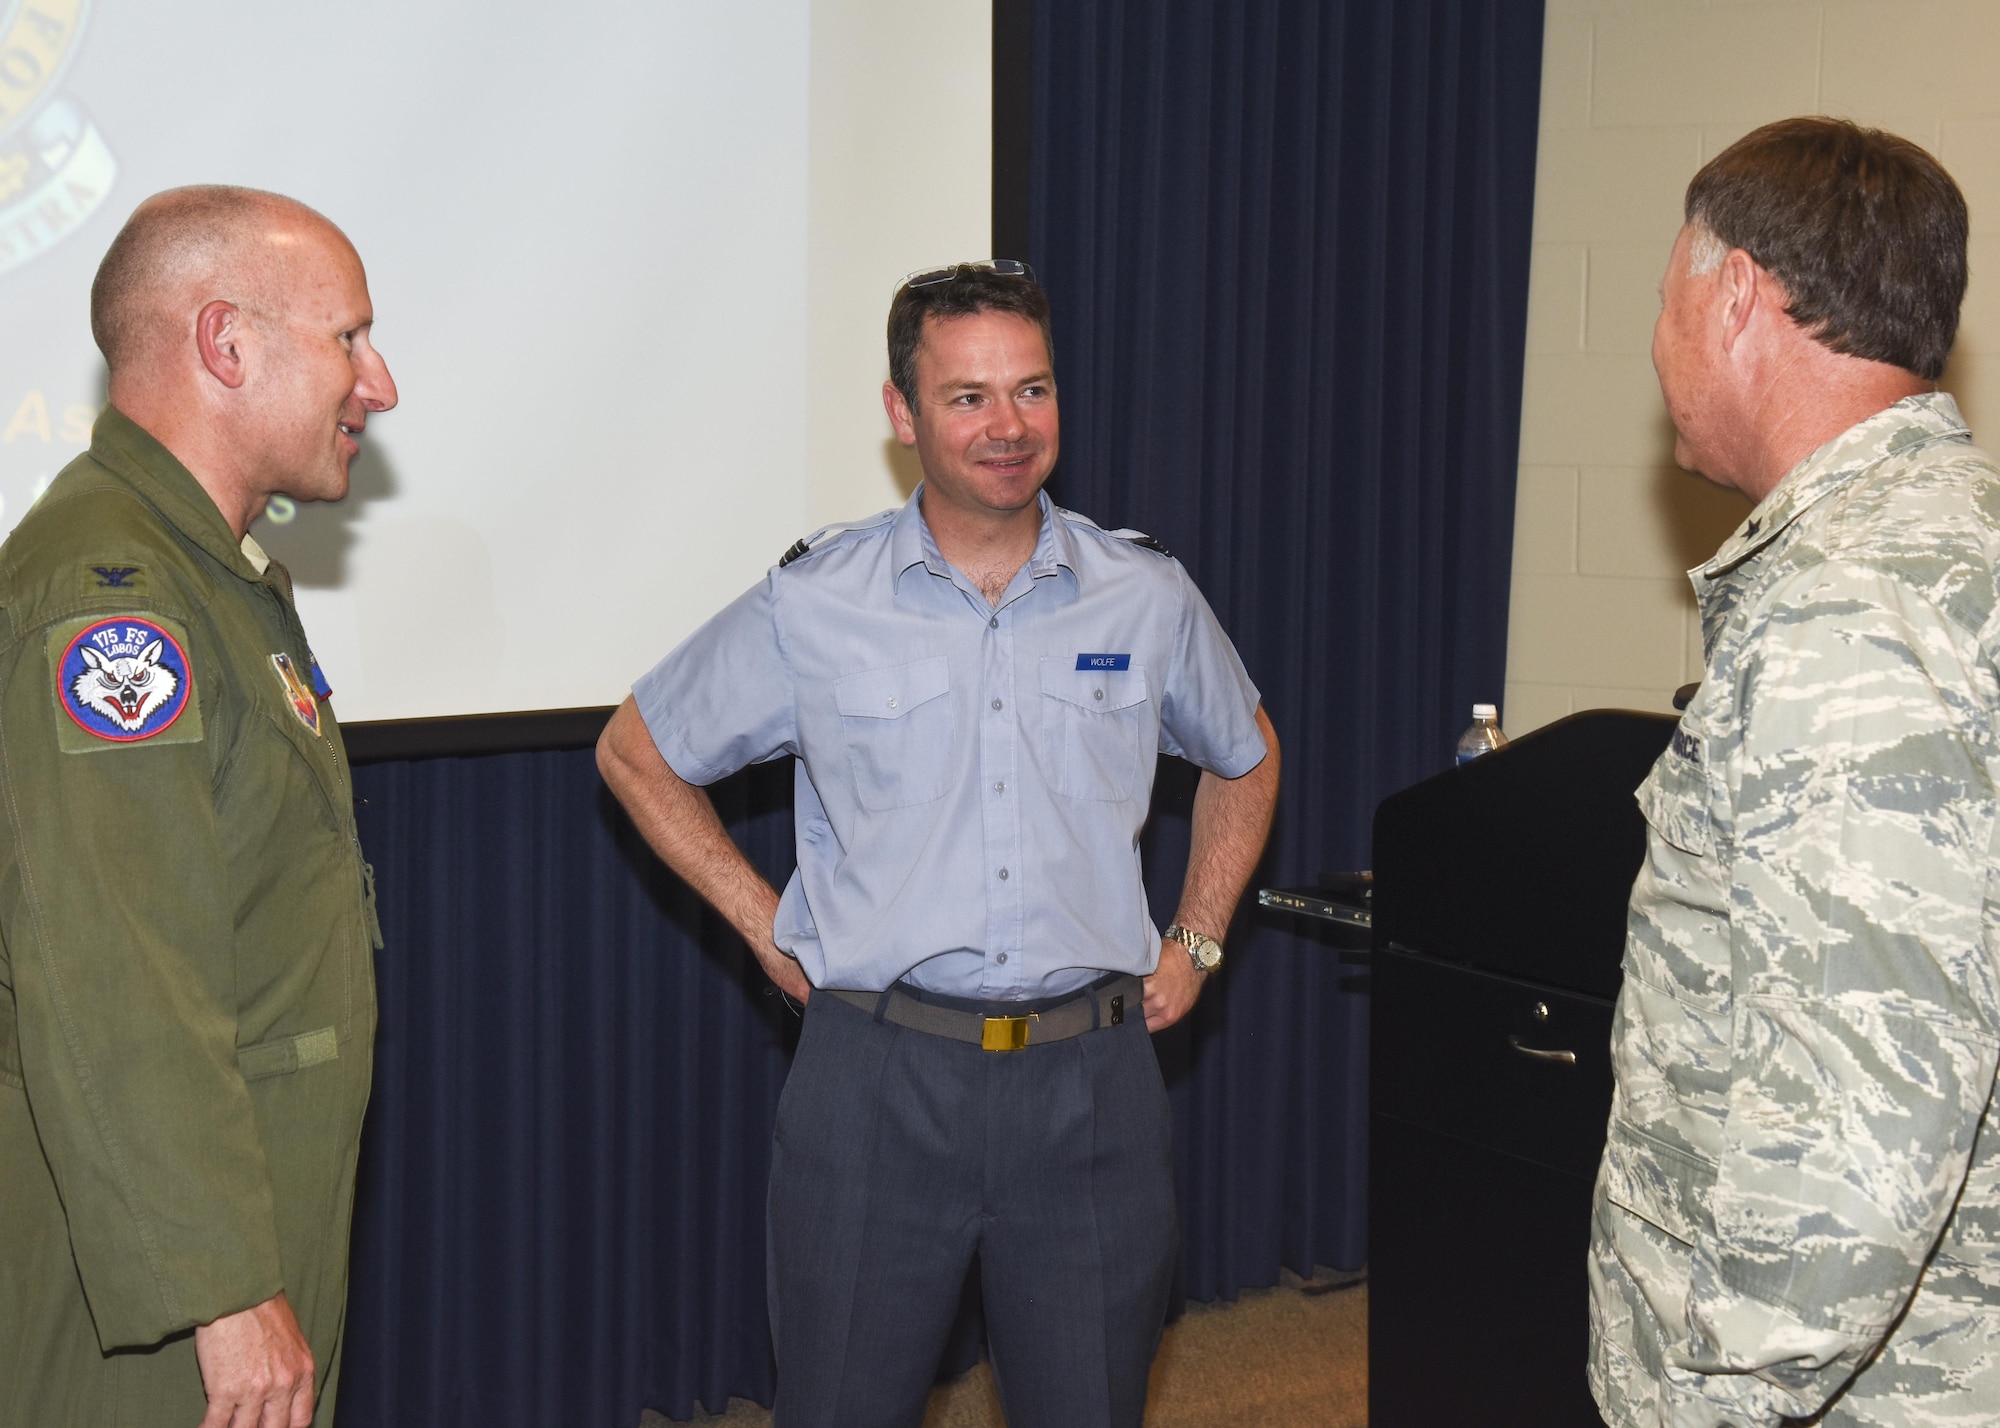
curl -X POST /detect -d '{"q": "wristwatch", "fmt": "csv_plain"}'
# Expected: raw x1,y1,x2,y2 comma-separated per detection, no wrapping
1164,924,1224,974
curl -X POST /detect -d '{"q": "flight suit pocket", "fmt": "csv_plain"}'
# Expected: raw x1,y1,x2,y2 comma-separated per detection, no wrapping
834,656,954,811
237,1025,341,1082
238,711,369,1035
0,985,20,1088
1040,658,1151,801
361,861,385,950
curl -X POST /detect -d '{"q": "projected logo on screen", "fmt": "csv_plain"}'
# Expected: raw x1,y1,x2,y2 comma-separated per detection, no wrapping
0,0,115,276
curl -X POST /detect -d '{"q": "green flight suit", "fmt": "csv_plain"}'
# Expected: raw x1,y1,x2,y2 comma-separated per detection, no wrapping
0,407,379,1426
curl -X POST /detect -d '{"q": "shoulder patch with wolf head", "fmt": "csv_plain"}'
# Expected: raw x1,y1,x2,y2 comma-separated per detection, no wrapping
52,615,202,752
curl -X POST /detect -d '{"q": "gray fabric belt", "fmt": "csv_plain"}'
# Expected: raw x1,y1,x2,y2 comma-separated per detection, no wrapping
825,974,1144,1051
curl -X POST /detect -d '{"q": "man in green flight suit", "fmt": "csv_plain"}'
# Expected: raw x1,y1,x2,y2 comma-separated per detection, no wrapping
0,187,396,1428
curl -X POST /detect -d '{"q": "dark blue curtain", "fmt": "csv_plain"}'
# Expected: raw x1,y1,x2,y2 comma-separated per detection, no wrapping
1032,0,1544,1300
336,4,1544,1421
341,754,800,1422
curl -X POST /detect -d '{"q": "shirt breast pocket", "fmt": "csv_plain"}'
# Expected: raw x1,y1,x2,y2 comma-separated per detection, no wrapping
1040,657,1152,801
1636,722,1712,858
834,656,955,811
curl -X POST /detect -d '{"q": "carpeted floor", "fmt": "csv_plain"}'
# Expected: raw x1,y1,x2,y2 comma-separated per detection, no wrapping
673,1276,1367,1427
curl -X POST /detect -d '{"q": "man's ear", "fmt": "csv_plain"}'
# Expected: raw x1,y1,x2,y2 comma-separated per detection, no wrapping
195,300,249,390
882,379,918,448
1716,248,1767,356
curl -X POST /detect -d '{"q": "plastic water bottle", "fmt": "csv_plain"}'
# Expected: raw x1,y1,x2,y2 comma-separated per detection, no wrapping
1455,703,1508,765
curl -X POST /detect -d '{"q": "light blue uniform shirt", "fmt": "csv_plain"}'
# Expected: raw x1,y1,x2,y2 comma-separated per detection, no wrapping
633,487,1266,1000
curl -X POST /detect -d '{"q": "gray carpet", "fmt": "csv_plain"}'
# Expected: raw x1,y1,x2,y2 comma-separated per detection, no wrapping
665,1276,1367,1427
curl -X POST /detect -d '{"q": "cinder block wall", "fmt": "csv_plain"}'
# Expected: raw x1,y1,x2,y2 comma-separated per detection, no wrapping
1503,0,2000,736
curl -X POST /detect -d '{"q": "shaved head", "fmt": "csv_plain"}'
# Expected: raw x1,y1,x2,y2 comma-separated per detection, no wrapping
87,185,397,537
90,185,347,376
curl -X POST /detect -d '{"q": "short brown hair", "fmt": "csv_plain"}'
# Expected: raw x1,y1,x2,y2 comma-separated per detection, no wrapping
887,265,1053,410
1685,117,1968,381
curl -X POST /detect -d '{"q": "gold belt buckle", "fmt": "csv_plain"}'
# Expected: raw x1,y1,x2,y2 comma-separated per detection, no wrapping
981,1013,1035,1051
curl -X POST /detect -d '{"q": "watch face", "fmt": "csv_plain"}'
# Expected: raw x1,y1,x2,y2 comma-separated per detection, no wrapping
1171,925,1222,970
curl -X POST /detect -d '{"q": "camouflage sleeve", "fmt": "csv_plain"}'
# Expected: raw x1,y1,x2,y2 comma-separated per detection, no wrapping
1669,558,2000,1420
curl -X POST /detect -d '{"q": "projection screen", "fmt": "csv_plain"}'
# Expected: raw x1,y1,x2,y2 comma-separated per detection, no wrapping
0,0,991,721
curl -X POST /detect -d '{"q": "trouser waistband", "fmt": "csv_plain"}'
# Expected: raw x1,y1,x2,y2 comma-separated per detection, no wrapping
823,972,1143,1051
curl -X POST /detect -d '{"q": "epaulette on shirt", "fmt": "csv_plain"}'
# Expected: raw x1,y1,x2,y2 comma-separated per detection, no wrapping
1054,505,1173,560
777,509,898,568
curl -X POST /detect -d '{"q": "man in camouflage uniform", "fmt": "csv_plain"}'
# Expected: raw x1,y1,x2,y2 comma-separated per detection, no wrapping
1589,118,2000,1427
0,188,395,1428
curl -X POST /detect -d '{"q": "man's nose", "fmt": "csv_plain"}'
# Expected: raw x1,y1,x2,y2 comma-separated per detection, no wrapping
986,398,1025,439
361,349,399,413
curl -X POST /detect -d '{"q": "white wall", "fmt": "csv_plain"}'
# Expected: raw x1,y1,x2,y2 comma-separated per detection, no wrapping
1504,0,2000,735
807,0,991,530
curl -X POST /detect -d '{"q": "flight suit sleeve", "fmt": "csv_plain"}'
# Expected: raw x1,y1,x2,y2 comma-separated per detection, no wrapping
1662,560,2000,1423
0,604,283,1350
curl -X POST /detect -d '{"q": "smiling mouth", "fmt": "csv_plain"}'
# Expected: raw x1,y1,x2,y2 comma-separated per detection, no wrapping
338,423,362,438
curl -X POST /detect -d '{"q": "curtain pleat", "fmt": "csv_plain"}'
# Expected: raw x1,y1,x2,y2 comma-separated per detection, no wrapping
341,755,799,1422
1031,0,1545,1300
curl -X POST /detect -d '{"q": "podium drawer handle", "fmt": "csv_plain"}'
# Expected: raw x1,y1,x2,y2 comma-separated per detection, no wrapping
1509,1035,1576,1066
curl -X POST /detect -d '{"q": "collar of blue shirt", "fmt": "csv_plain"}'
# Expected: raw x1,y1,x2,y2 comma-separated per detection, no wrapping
889,485,1081,598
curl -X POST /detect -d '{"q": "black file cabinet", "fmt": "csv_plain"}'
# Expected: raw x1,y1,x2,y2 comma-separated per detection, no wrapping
1368,711,1675,1427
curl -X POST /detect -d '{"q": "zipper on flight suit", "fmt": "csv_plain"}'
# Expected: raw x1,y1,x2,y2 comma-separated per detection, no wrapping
257,579,379,950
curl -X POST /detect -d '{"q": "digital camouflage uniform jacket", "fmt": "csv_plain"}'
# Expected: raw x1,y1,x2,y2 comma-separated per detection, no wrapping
0,408,378,1427
1589,393,2000,1427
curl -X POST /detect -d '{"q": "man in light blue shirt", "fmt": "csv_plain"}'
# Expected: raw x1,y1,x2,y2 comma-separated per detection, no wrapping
599,263,1279,1427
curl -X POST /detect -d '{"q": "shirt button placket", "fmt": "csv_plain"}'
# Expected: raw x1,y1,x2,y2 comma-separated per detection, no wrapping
980,602,1024,993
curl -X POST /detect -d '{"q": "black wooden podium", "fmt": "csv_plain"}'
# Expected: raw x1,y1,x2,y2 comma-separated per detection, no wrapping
1368,709,1676,1427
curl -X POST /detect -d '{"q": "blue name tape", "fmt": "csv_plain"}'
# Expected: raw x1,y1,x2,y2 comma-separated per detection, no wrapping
1076,653,1130,670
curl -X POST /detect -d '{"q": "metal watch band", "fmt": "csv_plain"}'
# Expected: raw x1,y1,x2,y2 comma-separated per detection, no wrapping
1165,923,1224,973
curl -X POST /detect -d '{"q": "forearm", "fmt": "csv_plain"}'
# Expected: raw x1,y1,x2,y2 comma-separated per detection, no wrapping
1171,704,1280,937
597,697,781,952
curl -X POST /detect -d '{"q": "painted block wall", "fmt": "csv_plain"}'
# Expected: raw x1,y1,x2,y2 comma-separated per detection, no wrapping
1503,0,2000,736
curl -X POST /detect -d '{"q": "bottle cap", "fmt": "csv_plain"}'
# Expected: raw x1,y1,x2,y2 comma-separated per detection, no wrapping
1472,703,1497,720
